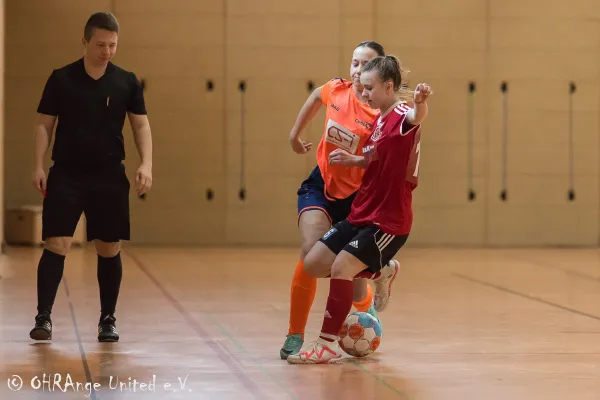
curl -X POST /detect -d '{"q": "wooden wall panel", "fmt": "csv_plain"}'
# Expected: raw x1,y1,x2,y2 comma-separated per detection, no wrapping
3,0,600,246
113,3,227,244
485,0,600,245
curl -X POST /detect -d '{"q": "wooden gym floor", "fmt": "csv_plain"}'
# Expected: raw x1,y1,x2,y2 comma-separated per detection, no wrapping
1,245,600,399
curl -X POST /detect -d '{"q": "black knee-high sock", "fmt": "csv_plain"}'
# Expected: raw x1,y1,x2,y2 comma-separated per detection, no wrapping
37,249,66,315
97,253,122,317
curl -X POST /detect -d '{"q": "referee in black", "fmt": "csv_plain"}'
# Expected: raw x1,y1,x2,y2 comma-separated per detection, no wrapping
29,12,153,342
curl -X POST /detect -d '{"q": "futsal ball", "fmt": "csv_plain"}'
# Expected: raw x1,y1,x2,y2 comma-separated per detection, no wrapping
338,311,382,357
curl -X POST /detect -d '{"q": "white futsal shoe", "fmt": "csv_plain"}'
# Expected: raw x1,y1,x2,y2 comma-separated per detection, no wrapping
373,259,400,312
287,337,343,364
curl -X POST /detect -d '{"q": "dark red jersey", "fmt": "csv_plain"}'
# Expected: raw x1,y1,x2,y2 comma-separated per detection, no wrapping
347,101,421,235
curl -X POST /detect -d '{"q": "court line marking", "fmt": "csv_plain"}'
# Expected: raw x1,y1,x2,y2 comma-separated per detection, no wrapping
202,312,300,400
553,267,600,283
63,278,98,400
126,251,279,400
201,313,301,400
348,360,412,400
209,286,409,398
264,281,411,397
509,255,600,284
453,272,600,322
491,250,600,285
126,250,406,399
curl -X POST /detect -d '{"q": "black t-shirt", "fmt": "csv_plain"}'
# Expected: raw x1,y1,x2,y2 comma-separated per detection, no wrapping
37,58,147,169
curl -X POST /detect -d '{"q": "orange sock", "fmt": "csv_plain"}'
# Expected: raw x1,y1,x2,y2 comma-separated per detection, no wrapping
288,260,317,338
352,284,373,312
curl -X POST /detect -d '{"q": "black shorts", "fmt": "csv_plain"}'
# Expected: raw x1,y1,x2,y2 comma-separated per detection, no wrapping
320,220,408,273
42,163,130,242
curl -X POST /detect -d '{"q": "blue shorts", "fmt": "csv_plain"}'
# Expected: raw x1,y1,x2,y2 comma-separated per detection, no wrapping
297,166,356,225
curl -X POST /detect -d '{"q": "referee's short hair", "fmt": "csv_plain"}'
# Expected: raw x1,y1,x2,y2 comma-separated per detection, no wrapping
84,12,119,41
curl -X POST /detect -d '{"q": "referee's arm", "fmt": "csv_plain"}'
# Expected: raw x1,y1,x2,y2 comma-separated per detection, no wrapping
34,114,56,170
127,72,153,195
33,71,59,192
128,112,152,168
32,114,56,191
127,72,152,168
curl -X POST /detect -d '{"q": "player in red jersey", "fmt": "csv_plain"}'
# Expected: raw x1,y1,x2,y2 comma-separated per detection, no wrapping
287,55,432,364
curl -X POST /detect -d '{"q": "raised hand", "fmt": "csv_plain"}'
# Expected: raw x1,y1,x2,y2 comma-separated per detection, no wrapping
414,83,433,103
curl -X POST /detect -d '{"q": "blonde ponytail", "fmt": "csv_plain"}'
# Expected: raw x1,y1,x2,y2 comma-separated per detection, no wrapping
363,55,414,101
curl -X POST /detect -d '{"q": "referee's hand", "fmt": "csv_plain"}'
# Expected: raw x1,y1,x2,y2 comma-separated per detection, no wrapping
32,168,47,194
135,163,152,196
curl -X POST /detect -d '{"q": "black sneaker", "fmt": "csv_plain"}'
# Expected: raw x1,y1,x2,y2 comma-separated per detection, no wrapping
98,314,119,342
30,312,52,340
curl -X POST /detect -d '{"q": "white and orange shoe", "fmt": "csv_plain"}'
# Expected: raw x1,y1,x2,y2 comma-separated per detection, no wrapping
287,337,343,364
373,259,400,312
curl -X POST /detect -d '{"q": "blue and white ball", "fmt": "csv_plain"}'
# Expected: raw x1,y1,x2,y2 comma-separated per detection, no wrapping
338,312,382,357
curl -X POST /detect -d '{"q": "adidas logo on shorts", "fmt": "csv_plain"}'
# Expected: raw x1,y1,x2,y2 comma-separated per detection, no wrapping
349,241,359,248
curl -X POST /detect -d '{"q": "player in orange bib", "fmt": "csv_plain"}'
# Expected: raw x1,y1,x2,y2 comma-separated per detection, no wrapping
280,41,400,359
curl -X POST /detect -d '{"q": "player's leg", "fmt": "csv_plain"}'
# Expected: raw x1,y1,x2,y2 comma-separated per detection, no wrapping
352,279,372,309
350,229,406,312
280,166,332,359
286,221,360,363
280,207,331,359
284,211,371,357
303,220,358,278
289,226,407,364
373,258,400,312
354,261,400,311
30,166,84,341
302,237,336,277
330,194,375,318
287,249,369,364
281,167,369,359
85,164,130,342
